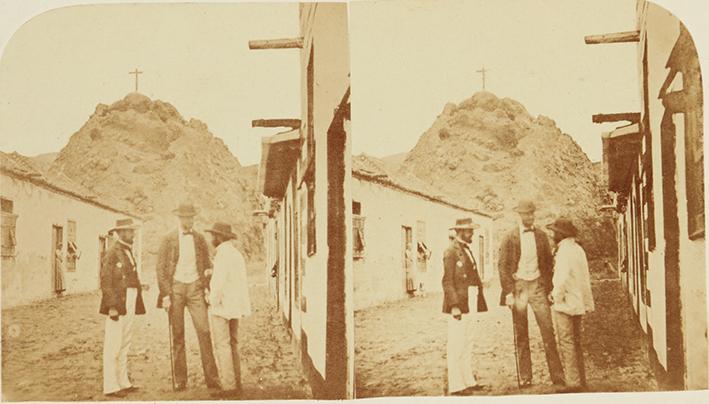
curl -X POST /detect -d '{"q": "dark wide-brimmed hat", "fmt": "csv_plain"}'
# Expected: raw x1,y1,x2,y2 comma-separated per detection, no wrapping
205,222,237,240
173,202,199,217
110,218,140,233
514,199,537,214
449,217,480,231
546,217,578,238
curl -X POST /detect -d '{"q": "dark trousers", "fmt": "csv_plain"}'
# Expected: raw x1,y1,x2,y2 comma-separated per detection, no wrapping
169,280,220,388
512,278,565,384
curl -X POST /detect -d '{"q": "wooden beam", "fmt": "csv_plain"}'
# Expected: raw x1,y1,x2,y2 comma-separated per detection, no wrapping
585,30,640,44
252,119,301,129
249,37,303,50
592,112,640,124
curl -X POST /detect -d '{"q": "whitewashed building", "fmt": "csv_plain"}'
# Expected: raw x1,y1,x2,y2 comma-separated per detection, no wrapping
251,3,353,399
351,154,495,310
587,0,706,389
1,151,142,307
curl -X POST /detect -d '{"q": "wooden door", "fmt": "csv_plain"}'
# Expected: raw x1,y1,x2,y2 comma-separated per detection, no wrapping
98,235,108,288
51,225,64,293
402,226,414,293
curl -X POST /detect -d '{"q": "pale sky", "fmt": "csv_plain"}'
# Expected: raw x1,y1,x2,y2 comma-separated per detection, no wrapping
1,1,707,166
350,0,641,162
0,2,300,166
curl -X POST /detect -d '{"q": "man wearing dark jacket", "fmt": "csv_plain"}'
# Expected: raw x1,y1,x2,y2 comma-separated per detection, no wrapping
100,218,145,398
156,202,219,391
498,200,564,388
443,218,488,395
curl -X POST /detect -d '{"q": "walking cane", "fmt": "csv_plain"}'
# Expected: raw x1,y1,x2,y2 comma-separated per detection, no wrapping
167,306,177,392
511,306,522,388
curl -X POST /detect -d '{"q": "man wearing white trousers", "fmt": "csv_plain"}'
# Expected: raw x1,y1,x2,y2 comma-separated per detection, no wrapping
99,218,146,398
442,218,488,396
205,222,252,399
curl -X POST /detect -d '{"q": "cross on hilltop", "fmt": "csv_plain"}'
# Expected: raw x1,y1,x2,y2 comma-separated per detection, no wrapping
129,68,143,92
476,66,490,91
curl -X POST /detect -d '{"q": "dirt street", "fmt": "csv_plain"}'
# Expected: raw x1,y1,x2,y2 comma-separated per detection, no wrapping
355,277,658,397
1,264,311,401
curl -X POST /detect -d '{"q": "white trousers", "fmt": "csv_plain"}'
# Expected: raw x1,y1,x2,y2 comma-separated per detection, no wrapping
446,289,478,394
103,288,136,394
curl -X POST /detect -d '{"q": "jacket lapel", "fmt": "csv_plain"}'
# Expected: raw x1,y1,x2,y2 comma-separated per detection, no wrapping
456,242,475,271
511,231,521,264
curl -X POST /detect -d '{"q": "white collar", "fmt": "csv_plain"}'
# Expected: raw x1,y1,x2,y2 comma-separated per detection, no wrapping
559,237,576,246
519,224,535,233
118,239,133,250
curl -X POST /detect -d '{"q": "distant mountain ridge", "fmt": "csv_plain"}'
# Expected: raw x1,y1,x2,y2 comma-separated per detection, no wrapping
49,92,263,267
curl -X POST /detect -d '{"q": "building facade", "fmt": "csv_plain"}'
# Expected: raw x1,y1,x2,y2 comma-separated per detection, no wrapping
251,3,353,399
351,155,495,310
1,152,141,307
588,0,706,390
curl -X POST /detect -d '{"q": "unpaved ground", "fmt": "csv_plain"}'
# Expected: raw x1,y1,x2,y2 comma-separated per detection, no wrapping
2,264,311,401
355,278,658,397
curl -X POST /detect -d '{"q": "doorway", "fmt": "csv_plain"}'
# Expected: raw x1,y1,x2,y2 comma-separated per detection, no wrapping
402,226,414,294
98,235,108,288
51,225,64,295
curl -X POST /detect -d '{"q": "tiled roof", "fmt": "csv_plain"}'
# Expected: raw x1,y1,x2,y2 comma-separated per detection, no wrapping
0,151,140,219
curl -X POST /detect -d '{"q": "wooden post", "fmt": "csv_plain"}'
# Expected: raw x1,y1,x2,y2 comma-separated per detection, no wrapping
249,37,304,50
585,30,640,44
592,112,641,124
252,119,301,129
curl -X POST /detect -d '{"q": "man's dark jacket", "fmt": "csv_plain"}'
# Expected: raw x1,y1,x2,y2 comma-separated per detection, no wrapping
99,241,146,316
497,227,554,306
155,230,212,308
442,240,487,314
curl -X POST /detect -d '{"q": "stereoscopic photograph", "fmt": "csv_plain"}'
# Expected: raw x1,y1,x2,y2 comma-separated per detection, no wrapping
0,0,706,402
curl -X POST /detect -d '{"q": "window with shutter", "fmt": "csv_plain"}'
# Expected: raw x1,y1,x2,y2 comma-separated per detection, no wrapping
66,220,78,272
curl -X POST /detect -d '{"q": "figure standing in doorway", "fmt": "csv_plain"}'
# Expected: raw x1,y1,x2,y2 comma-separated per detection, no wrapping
54,241,66,296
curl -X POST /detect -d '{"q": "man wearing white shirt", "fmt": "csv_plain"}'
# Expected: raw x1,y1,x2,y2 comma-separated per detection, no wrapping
547,217,594,392
442,218,488,395
205,222,252,399
156,202,219,391
498,200,564,388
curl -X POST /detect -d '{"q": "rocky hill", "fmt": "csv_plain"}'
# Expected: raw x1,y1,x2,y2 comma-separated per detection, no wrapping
398,91,614,259
50,92,263,268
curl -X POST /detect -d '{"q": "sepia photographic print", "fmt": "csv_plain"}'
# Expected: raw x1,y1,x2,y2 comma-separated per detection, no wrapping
0,0,707,402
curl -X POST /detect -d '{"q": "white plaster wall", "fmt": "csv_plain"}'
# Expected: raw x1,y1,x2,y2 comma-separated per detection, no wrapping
641,2,682,369
640,3,707,385
351,177,494,311
672,115,708,389
1,175,134,307
296,2,351,379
